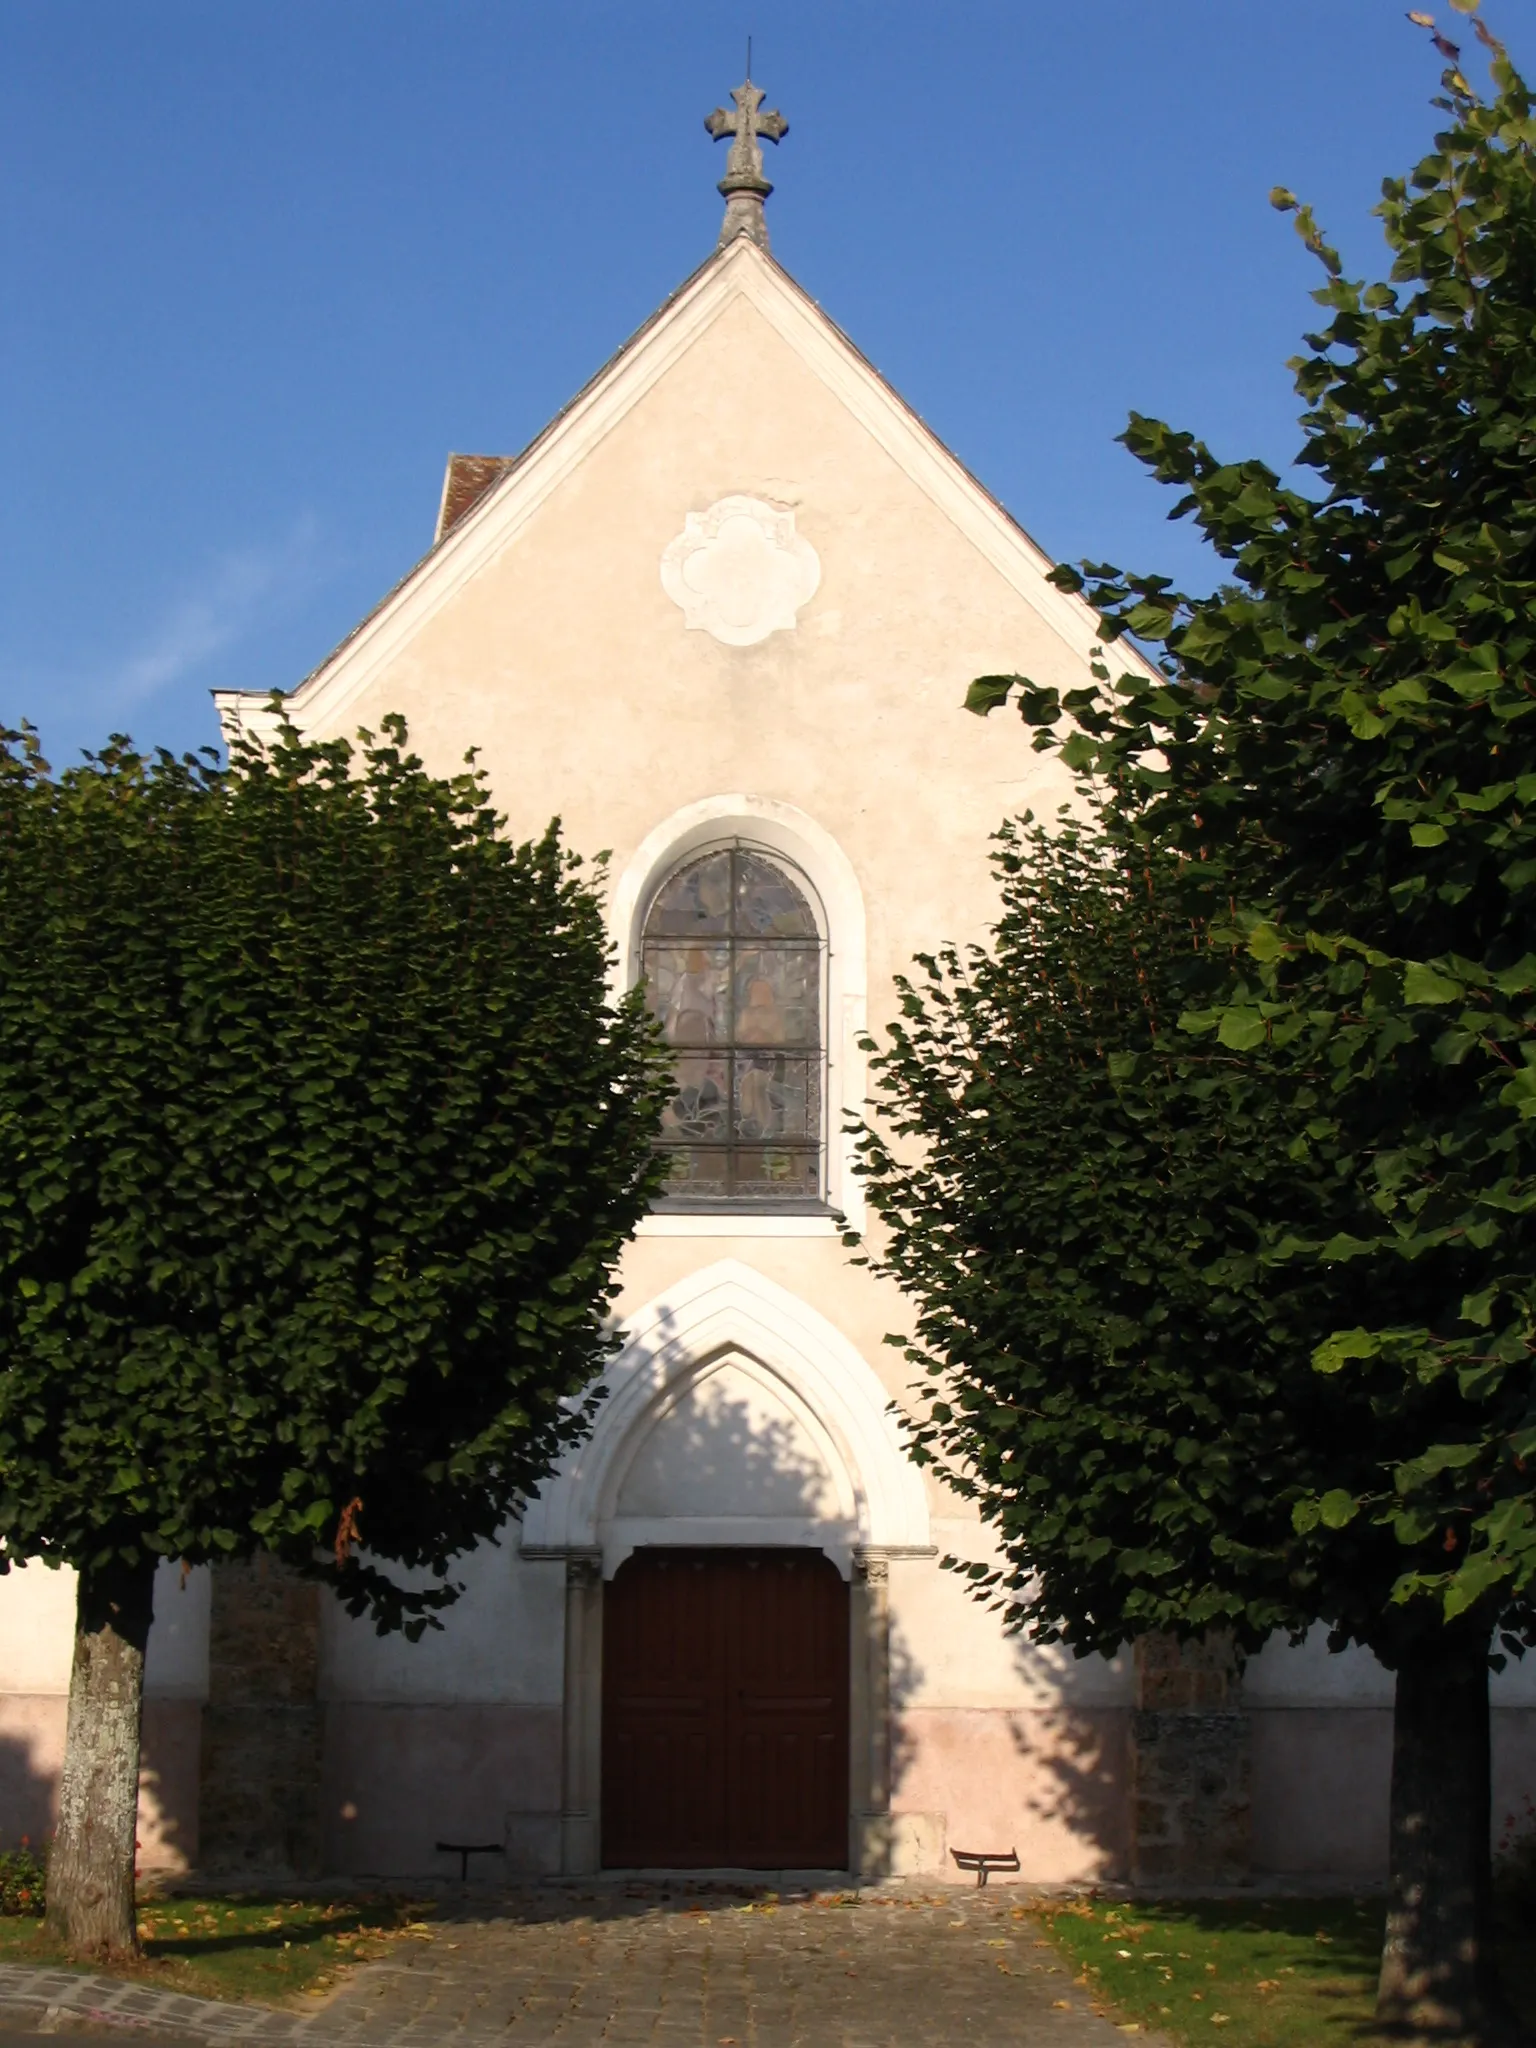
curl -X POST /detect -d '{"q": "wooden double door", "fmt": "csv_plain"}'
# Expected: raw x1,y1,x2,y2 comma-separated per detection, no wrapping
601,1548,850,1870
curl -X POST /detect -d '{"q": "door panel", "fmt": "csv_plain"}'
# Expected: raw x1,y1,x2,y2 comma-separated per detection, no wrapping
601,1553,726,1865
601,1548,849,1869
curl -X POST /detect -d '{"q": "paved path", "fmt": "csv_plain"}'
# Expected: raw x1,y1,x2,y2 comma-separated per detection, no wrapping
0,1885,1169,2047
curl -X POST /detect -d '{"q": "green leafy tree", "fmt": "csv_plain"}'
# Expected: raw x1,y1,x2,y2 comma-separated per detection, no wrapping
857,814,1521,2038
0,715,667,1957
872,9,1536,2039
857,817,1379,1653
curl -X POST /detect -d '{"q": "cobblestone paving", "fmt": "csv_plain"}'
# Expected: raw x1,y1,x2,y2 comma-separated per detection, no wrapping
0,1886,1171,2048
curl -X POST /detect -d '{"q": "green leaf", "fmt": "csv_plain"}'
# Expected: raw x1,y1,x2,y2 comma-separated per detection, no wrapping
1125,603,1176,640
1460,1286,1498,1327
965,674,1019,717
1216,1008,1267,1050
1313,1329,1382,1374
1442,648,1501,696
1403,961,1464,1003
1017,684,1064,727
1499,1066,1536,1118
1318,1489,1359,1529
1246,922,1287,963
1400,1441,1483,1479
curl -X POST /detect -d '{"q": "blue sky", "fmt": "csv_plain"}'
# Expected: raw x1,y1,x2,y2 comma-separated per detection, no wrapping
3,0,1531,770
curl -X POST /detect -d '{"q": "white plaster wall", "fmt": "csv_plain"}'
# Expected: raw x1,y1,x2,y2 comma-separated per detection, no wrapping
233,241,1108,1732
1492,1651,1536,1702
145,1565,210,1699
276,275,1082,1485
320,1542,564,1705
891,1522,1131,1711
1243,1627,1394,1705
1243,1623,1536,1705
0,1558,76,1692
0,1558,207,1700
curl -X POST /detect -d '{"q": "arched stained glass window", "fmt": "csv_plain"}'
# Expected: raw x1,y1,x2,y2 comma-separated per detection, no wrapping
641,846,823,1207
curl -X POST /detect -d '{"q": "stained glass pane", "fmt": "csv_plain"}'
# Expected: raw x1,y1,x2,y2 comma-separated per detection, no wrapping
645,851,733,935
733,946,818,1048
732,1148,822,1201
734,1056,818,1142
735,850,818,937
642,845,825,1206
656,1146,730,1201
660,1054,729,1144
644,944,730,1045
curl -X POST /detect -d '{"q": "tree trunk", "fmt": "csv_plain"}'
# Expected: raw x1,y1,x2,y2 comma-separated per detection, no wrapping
44,1554,157,1958
1376,1622,1512,2044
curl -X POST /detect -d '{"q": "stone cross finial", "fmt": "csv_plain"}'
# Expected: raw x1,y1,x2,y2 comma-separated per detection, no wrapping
705,77,788,252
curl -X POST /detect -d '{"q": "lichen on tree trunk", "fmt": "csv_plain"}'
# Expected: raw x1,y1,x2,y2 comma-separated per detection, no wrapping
44,1555,157,1958
1376,1622,1513,2045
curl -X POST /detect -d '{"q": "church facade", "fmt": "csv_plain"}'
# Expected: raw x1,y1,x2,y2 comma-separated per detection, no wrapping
4,80,1534,1887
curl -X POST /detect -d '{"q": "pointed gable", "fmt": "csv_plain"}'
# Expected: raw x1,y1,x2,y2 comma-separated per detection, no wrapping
214,237,1135,750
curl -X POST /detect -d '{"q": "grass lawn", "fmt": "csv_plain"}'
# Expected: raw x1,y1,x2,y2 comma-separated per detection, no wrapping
1036,1892,1536,2046
0,1893,436,2007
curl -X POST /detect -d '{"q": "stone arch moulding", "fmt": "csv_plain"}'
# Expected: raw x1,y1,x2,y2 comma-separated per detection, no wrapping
609,794,868,1233
519,1259,931,1579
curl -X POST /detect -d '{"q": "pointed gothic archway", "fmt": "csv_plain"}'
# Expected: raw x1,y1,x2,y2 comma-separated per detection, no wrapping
519,1260,932,1874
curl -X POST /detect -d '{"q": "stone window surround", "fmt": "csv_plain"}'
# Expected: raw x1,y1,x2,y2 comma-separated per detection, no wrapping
609,795,867,1236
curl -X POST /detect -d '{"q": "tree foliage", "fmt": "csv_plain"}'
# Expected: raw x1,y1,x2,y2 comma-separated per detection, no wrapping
959,7,1536,1650
0,713,668,1629
853,817,1477,1663
867,18,1536,2029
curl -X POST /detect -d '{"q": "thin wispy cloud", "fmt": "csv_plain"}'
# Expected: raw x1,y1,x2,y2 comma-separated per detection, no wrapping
0,514,341,765
108,513,331,712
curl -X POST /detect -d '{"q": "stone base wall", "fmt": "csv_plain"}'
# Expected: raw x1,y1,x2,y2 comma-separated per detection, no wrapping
1130,1635,1250,1886
199,1702,322,1879
1130,1709,1250,1885
198,1557,322,1878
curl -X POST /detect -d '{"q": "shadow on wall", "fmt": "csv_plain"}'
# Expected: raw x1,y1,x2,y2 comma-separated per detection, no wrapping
881,1562,1130,1885
140,1701,201,1873
887,1614,922,1804
1004,1688,1130,1879
611,1347,850,1528
0,1728,53,1854
0,1711,199,1874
